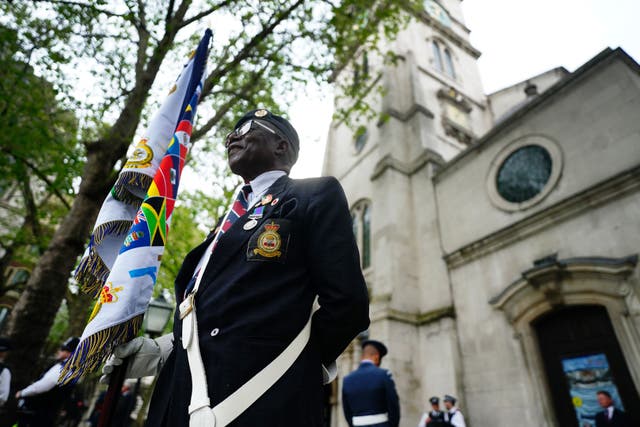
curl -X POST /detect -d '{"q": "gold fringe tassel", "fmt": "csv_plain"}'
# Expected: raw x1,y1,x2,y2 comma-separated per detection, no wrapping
112,172,153,205
75,248,110,298
58,314,144,385
93,220,132,245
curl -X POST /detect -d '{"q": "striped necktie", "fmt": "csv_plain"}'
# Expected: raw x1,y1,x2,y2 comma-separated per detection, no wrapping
217,183,252,238
184,184,252,296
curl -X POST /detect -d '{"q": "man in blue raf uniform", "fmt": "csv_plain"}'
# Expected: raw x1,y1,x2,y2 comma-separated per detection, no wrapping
342,340,400,427
104,108,370,426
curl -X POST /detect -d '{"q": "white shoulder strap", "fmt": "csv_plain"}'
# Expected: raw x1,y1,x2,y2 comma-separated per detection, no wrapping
181,298,317,427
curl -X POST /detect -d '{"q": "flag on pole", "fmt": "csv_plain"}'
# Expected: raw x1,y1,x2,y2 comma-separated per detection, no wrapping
60,29,212,384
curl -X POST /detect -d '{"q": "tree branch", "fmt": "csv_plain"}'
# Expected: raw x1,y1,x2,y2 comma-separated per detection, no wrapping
34,0,129,19
178,0,234,29
192,63,270,141
134,0,149,81
201,0,305,99
19,174,45,254
1,148,72,210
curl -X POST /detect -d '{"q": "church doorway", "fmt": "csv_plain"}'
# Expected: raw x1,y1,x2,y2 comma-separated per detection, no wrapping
533,305,640,427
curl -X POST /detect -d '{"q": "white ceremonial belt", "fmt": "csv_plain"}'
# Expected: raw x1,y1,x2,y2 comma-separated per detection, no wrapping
352,413,389,426
183,292,319,427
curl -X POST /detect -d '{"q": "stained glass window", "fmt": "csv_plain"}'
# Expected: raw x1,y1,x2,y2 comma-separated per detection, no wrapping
496,145,552,203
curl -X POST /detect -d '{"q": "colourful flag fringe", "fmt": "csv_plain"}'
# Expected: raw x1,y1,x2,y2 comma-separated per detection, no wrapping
60,29,212,384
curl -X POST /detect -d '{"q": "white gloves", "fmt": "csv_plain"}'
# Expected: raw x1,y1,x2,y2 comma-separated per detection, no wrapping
322,361,337,384
101,334,174,383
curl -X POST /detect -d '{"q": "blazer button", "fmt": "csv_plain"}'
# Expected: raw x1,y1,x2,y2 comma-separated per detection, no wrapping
210,328,220,337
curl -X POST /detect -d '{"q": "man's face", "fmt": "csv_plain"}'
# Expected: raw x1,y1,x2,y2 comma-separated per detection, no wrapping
431,403,439,411
226,122,283,181
57,349,71,360
444,400,453,410
597,393,613,408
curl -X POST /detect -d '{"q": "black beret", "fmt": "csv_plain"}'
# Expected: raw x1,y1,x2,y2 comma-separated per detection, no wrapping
444,394,457,404
429,396,439,404
61,336,80,352
0,338,10,352
234,109,299,158
361,339,388,358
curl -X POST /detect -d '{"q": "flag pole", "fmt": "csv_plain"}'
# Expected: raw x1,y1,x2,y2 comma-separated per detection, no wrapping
98,361,128,427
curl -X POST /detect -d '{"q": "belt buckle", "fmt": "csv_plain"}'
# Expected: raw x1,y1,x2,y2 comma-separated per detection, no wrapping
179,293,195,320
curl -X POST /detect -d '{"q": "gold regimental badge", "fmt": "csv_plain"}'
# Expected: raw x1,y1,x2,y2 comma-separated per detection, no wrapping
254,109,268,117
125,138,153,169
254,221,282,258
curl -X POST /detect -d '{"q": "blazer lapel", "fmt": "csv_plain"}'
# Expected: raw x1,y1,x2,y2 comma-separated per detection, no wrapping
201,175,292,280
174,234,214,290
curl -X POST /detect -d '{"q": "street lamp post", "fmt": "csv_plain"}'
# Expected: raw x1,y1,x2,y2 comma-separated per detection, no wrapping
130,295,174,426
143,294,174,339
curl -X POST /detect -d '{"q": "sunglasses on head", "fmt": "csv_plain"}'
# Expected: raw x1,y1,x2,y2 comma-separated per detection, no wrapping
225,120,282,146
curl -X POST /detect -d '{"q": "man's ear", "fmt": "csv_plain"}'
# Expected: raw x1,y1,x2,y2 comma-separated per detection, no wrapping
274,139,288,156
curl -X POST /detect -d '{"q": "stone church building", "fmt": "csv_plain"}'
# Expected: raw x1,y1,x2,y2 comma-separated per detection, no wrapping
322,1,640,426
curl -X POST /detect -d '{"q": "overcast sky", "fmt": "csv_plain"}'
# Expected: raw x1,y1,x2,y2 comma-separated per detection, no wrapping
288,0,639,178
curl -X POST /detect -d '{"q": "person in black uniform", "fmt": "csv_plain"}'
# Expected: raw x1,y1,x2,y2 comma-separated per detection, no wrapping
16,337,79,427
103,108,370,427
342,340,400,427
594,390,630,427
418,396,446,427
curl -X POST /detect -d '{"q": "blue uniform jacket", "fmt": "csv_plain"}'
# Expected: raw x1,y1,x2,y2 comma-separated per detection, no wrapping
146,176,370,427
342,361,400,427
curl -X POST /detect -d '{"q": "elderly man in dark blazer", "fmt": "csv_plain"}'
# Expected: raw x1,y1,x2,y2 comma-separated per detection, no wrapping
104,109,370,427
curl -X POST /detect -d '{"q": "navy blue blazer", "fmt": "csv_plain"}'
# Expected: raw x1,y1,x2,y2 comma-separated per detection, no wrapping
595,408,631,427
342,361,400,427
147,176,370,427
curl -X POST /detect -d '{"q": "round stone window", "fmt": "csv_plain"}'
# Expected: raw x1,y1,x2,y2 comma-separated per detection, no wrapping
487,135,562,211
496,145,552,203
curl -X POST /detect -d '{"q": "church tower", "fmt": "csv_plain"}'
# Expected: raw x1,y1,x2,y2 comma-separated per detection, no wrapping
323,2,492,426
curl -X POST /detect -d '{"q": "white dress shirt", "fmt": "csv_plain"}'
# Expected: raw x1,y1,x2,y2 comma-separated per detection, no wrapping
0,367,10,405
246,170,286,208
446,407,466,427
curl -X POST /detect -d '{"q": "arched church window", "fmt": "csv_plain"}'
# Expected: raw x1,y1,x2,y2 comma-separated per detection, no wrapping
432,40,443,72
350,200,372,269
353,126,368,154
362,204,371,268
444,48,456,78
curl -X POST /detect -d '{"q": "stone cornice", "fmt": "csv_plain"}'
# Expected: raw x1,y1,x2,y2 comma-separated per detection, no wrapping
371,304,456,326
416,66,486,109
490,254,639,308
377,102,435,126
371,148,445,181
444,165,640,268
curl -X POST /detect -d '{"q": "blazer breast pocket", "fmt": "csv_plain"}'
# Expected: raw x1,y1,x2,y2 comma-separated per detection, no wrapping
246,218,291,263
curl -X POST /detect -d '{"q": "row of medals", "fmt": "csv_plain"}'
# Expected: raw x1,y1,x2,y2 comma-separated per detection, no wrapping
243,194,279,231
